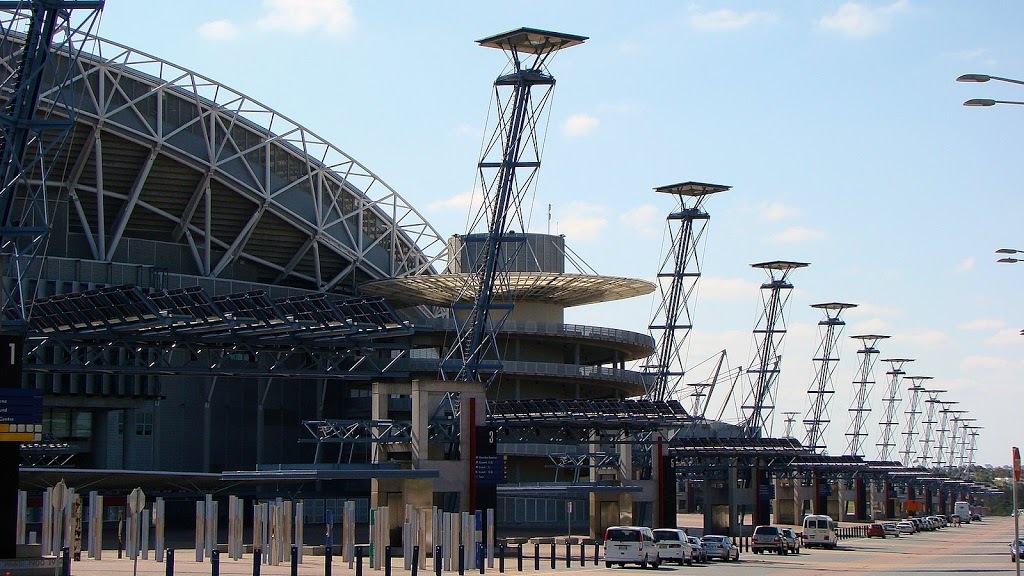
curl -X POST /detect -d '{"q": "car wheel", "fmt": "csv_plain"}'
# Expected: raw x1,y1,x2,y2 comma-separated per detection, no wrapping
651,560,660,569
605,562,612,568
639,558,647,569
686,558,692,566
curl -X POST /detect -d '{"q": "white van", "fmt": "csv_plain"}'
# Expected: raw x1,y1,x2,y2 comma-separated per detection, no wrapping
802,514,838,549
603,526,661,568
954,501,971,523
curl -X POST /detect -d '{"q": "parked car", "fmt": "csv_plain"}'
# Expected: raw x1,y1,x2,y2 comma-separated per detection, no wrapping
866,524,886,538
603,526,661,569
752,525,787,555
653,528,693,565
780,528,801,553
895,521,915,535
970,513,982,522
881,523,900,537
687,536,708,563
1011,538,1024,562
701,535,740,561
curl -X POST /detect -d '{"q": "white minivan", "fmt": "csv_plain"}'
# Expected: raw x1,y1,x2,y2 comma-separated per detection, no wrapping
802,514,838,549
603,526,661,569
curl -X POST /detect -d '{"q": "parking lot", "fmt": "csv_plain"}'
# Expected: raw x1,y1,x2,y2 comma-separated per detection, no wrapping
57,514,1016,576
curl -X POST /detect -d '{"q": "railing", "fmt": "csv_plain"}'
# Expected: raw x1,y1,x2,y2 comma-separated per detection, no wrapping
419,318,655,350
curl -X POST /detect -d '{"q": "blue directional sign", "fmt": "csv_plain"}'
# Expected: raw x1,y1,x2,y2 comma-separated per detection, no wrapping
475,455,507,484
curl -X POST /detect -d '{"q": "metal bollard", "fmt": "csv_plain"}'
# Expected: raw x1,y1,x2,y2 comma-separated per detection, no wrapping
166,548,175,576
385,546,392,576
549,543,555,569
566,541,571,568
579,541,585,567
435,545,443,576
62,546,71,576
356,547,363,576
593,542,599,564
211,549,220,576
413,545,420,576
518,544,523,572
459,544,465,575
533,543,539,571
253,547,262,576
291,545,299,576
478,542,485,574
326,544,333,576
499,544,505,573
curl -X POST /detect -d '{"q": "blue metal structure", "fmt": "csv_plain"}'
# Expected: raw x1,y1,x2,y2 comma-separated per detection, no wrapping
802,302,855,452
0,0,103,329
441,28,586,386
645,181,728,403
741,260,807,438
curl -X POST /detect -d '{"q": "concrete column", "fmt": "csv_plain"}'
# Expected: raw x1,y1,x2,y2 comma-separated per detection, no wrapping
202,378,218,472
411,379,430,464
123,408,137,468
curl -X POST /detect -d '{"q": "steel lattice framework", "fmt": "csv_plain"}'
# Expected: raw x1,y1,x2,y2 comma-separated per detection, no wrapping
0,17,446,304
918,389,946,468
645,181,728,403
803,302,854,452
441,28,586,386
0,2,103,327
876,358,911,462
899,375,931,466
932,402,957,468
943,410,968,472
741,260,807,438
844,334,888,457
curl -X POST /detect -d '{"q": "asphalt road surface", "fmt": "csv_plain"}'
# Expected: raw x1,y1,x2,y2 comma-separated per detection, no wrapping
62,515,1020,575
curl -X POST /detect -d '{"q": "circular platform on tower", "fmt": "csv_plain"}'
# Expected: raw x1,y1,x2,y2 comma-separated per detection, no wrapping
361,272,654,308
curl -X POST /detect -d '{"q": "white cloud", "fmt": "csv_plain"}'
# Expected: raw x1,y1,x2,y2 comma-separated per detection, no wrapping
958,318,1005,332
768,226,825,244
845,303,903,319
986,328,1023,346
454,123,477,137
695,276,760,302
818,1,909,38
759,201,799,222
954,257,975,273
555,202,608,242
198,19,241,40
428,191,477,213
618,204,662,239
899,329,949,348
848,317,889,334
959,355,1013,372
689,8,776,31
256,0,355,36
563,114,600,138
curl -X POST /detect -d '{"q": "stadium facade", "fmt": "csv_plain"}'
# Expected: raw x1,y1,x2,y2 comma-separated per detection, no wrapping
4,21,668,532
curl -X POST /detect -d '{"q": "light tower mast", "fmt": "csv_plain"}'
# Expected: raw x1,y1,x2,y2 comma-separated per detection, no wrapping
918,389,945,468
645,181,729,402
782,411,800,438
441,28,586,385
944,409,967,472
899,376,931,466
0,0,104,327
803,302,855,452
844,334,889,457
932,402,958,468
953,416,975,474
876,358,911,462
741,260,808,438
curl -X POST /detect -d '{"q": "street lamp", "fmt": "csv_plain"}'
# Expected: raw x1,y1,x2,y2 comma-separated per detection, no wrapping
997,248,1024,264
957,74,1024,107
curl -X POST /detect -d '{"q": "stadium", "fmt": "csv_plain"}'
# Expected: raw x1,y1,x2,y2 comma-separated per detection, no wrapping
1,9,676,535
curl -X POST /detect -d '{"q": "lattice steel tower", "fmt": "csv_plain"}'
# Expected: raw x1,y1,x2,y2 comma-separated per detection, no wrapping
741,260,807,438
944,410,968,472
876,358,911,462
899,375,931,466
918,389,946,468
844,334,888,457
440,28,586,385
645,181,729,402
782,411,800,438
932,403,958,468
803,302,855,453
0,1,104,328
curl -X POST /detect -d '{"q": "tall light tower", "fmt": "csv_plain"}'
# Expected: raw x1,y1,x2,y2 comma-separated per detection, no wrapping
876,358,911,462
918,389,946,468
782,411,800,438
944,409,967,472
742,260,808,438
803,302,855,452
900,376,931,466
440,28,587,385
844,335,888,457
645,181,729,402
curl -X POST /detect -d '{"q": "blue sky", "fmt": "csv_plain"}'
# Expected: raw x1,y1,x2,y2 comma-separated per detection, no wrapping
94,1,1024,467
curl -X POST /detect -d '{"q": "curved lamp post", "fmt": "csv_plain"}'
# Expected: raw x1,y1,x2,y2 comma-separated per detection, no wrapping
957,74,1024,107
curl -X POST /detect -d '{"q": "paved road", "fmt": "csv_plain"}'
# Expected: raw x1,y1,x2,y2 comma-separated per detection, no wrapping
62,515,1019,575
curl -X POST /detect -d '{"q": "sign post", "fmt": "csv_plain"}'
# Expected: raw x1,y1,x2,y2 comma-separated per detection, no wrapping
129,488,145,576
1014,446,1020,576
